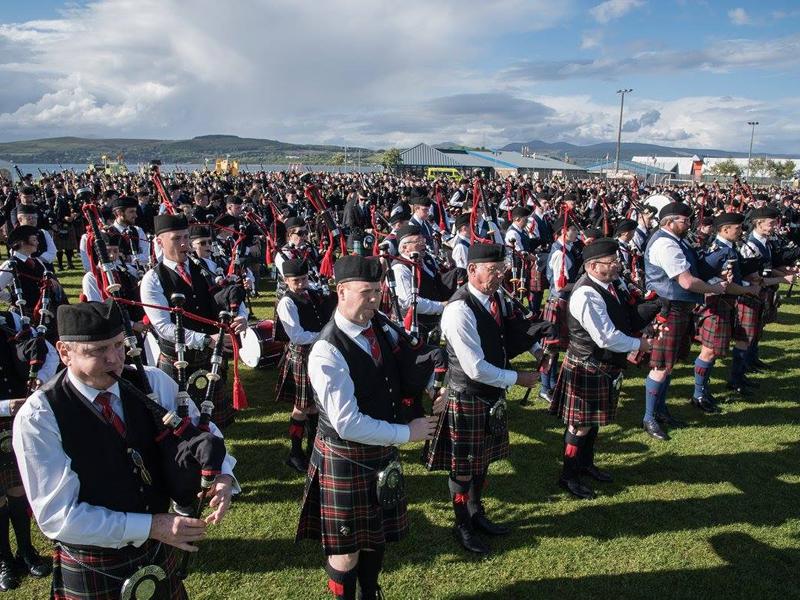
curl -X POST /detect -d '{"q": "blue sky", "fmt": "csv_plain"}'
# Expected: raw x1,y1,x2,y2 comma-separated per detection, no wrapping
0,0,799,153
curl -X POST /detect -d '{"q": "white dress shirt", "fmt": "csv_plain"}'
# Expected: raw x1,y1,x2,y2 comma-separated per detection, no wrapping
568,275,641,354
276,295,321,346
391,259,446,315
81,263,139,302
112,222,150,266
0,251,44,293
450,235,470,269
647,228,691,279
13,366,238,550
140,257,247,350
308,311,410,447
38,229,57,265
440,283,517,390
548,242,575,293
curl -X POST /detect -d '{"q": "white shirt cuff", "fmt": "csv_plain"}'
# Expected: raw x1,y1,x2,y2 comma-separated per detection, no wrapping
123,513,153,547
0,400,11,418
394,425,411,445
502,370,517,388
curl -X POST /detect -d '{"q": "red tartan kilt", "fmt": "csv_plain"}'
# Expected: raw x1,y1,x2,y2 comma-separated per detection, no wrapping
51,541,187,600
649,303,694,370
296,437,408,555
542,296,569,350
423,391,509,477
550,354,620,427
157,350,235,430
528,267,546,292
275,344,314,411
695,297,734,356
734,295,762,344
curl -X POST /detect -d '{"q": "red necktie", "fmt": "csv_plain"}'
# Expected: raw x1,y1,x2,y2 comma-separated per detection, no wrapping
95,392,126,438
25,257,35,268
607,283,619,302
362,326,382,364
489,295,502,327
176,263,193,287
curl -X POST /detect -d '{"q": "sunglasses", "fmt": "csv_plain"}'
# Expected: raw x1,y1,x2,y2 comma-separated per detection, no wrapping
292,229,309,236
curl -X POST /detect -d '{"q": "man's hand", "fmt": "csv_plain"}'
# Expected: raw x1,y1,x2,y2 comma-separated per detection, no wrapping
431,387,448,415
8,399,25,415
407,416,438,442
204,474,234,525
231,316,247,335
149,513,207,552
639,337,652,353
515,371,540,388
132,321,147,334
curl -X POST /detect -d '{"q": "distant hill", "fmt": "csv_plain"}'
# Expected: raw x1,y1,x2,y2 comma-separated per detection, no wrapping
0,135,374,165
499,139,796,164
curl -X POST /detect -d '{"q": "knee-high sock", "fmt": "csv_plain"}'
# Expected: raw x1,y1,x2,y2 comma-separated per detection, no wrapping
0,504,10,558
745,339,760,367
325,562,358,600
562,429,585,480
7,495,32,555
467,467,489,518
356,546,385,600
644,376,662,422
288,417,305,455
580,426,599,469
730,348,747,385
693,358,714,398
656,374,672,415
305,413,319,456
448,477,472,527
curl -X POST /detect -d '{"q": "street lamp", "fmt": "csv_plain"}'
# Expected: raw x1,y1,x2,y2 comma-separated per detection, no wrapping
615,88,633,174
747,121,759,178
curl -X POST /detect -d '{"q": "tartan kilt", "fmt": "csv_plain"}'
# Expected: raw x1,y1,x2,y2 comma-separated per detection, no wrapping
296,436,408,555
542,296,569,350
157,348,235,430
423,390,509,477
51,541,187,600
54,227,78,251
275,344,313,411
694,296,734,356
550,353,620,427
649,303,694,370
528,266,546,293
0,418,21,494
734,294,762,344
761,287,778,324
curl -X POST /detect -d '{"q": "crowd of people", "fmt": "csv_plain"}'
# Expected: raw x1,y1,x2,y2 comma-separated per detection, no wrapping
0,163,798,599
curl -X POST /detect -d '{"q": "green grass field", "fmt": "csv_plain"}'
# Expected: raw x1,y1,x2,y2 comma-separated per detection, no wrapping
14,268,800,599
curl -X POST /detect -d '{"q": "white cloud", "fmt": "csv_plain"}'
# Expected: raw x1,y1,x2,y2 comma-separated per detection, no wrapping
590,0,644,24
729,8,751,25
580,30,603,50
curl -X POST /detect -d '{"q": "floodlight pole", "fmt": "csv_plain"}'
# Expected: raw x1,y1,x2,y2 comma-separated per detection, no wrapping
615,88,633,174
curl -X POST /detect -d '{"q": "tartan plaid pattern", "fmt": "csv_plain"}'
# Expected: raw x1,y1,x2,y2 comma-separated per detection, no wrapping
296,436,408,555
695,296,734,356
542,296,570,350
51,541,187,600
275,344,313,411
550,353,620,427
528,267,546,293
157,348,235,429
0,418,21,494
734,294,762,344
649,303,694,370
423,391,510,477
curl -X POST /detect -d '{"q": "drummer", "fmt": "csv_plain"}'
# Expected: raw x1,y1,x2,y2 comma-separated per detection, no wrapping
274,259,336,473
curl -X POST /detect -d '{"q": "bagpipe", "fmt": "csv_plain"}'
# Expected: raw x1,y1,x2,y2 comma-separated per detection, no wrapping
302,176,348,277
149,160,176,215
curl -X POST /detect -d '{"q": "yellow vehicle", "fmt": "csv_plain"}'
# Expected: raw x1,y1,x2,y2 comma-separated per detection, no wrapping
425,167,461,181
215,158,239,176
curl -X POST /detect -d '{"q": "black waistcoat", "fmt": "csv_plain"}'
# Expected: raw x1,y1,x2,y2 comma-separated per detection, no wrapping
0,311,30,399
446,285,508,399
42,369,170,519
288,290,332,332
11,256,44,313
315,317,403,440
567,275,635,368
155,261,217,335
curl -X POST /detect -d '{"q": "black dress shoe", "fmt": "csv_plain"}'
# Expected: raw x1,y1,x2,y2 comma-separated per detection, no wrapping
16,550,51,578
643,419,670,441
452,524,490,554
471,512,510,536
581,465,613,482
690,396,718,414
726,382,754,398
285,453,308,474
741,376,760,389
655,412,686,428
750,358,770,370
558,477,595,499
0,558,19,592
538,389,553,403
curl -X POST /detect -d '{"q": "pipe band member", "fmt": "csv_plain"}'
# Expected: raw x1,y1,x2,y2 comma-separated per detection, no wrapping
13,300,239,600
297,255,438,600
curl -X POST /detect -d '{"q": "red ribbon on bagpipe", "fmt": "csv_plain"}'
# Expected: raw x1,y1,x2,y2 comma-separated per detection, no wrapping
151,165,176,215
242,208,276,266
304,184,347,277
433,183,447,231
113,296,248,410
469,177,494,244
